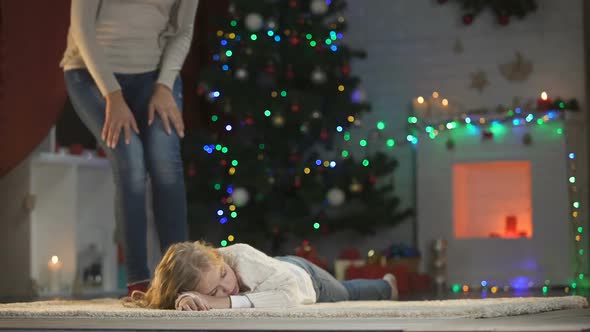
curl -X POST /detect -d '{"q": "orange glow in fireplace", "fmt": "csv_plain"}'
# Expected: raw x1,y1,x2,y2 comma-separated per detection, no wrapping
453,161,533,239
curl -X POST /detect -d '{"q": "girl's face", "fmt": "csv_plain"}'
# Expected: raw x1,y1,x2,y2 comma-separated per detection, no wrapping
195,262,240,297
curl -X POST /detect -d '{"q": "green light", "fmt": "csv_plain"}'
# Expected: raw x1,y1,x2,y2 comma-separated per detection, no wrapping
362,159,369,167
211,115,219,122
231,212,238,218
221,240,228,247
429,132,436,139
425,126,434,133
344,132,351,141
341,150,349,157
221,147,229,154
452,284,461,293
446,121,458,129
574,202,580,208
537,119,544,125
572,282,578,289
225,50,233,57
408,116,418,124
230,20,237,27
214,183,221,190
280,90,287,97
544,280,551,285
542,286,548,293
264,110,272,117
569,176,576,183
556,128,564,135
360,139,367,147
231,160,238,167
250,34,258,41
325,39,332,45
259,144,265,150
578,227,583,233
386,139,395,147
579,274,585,280
579,249,585,255
306,33,313,40
215,145,222,151
377,121,386,130
559,102,566,109
507,110,514,116
313,222,320,229
310,41,317,47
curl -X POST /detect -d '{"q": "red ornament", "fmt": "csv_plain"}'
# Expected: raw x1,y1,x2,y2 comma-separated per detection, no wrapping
341,65,350,75
482,130,494,140
220,160,227,166
291,104,300,112
320,129,329,140
187,166,197,177
462,14,474,25
245,117,255,125
69,143,84,155
498,15,510,26
290,37,301,46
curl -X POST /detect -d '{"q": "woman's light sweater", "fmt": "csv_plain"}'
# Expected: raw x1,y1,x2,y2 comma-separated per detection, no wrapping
60,0,199,96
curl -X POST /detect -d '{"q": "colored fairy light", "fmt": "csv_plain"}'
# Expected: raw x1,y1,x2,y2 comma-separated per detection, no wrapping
228,235,235,242
225,125,233,131
217,210,224,216
325,39,332,45
452,284,460,293
221,240,228,247
306,33,313,40
542,286,548,293
330,161,337,168
359,139,367,147
316,160,322,166
442,99,449,106
313,222,320,230
214,184,221,190
569,153,576,159
230,20,237,27
362,159,369,167
417,96,425,104
310,41,317,47
341,150,349,157
222,65,229,71
221,39,228,46
220,217,228,224
579,249,584,255
569,176,576,183
228,167,236,175
250,34,258,41
344,132,351,141
213,54,220,61
481,280,487,287
338,85,345,92
537,119,544,125
432,91,439,98
212,91,221,98
579,274,585,280
465,117,472,124
229,205,236,211
462,285,469,292
515,107,521,114
347,116,355,122
574,202,580,208
336,126,343,132
491,287,498,294
231,160,238,166
281,90,288,97
377,121,386,130
227,187,233,194
225,50,233,57
408,117,418,124
221,147,229,153
577,227,583,233
274,35,281,42
337,33,343,39
267,30,275,36
264,110,272,117
304,168,311,174
331,45,338,52
259,144,265,150
386,139,395,147
211,115,218,122
557,128,564,135
526,114,534,122
231,212,238,218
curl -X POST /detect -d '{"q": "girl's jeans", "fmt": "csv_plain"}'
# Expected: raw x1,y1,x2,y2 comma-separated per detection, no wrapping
64,69,188,284
277,256,391,301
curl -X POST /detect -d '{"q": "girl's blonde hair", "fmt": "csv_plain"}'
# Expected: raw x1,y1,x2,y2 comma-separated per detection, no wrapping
123,240,223,309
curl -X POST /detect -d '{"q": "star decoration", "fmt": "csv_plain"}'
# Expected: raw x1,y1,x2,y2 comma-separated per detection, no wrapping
470,71,489,93
499,52,533,82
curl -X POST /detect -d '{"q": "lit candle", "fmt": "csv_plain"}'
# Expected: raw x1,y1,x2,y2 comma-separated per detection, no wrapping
48,255,63,294
537,91,552,111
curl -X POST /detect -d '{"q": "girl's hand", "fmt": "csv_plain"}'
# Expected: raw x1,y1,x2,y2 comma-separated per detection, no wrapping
102,90,139,149
176,292,212,311
148,83,184,138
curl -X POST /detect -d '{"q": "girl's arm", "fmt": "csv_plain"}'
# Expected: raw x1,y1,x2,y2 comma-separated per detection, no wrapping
69,0,121,96
156,0,199,91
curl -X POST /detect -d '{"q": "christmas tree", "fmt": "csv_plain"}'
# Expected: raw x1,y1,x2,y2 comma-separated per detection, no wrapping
183,0,411,250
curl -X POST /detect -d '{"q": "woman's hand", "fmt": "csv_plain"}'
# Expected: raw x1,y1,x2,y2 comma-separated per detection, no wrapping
176,292,212,311
148,83,184,138
102,90,139,149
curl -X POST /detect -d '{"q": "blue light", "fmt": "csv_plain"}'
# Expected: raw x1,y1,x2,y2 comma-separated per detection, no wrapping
222,65,229,71
330,45,338,52
267,30,274,37
274,35,281,42
569,153,576,159
213,54,220,61
336,126,343,132
337,33,343,39
510,276,530,291
329,161,336,168
481,280,487,287
217,210,224,216
225,125,233,131
548,111,556,119
236,35,241,41
407,135,418,144
219,217,228,224
227,187,233,194
512,119,520,126
315,160,322,166
221,39,228,46
492,121,500,126
326,0,332,4
515,107,521,114
525,114,534,122
465,117,471,124
212,91,221,98
203,145,213,154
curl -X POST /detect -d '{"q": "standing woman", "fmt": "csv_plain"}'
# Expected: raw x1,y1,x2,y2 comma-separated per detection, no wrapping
60,0,199,295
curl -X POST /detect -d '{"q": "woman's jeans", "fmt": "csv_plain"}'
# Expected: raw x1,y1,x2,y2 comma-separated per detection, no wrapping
64,69,188,284
277,256,391,302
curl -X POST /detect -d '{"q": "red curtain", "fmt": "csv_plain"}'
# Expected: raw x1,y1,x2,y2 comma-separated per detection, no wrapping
0,0,228,178
0,0,70,177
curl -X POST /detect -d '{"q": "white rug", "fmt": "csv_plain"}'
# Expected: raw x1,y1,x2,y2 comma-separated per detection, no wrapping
0,296,587,320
